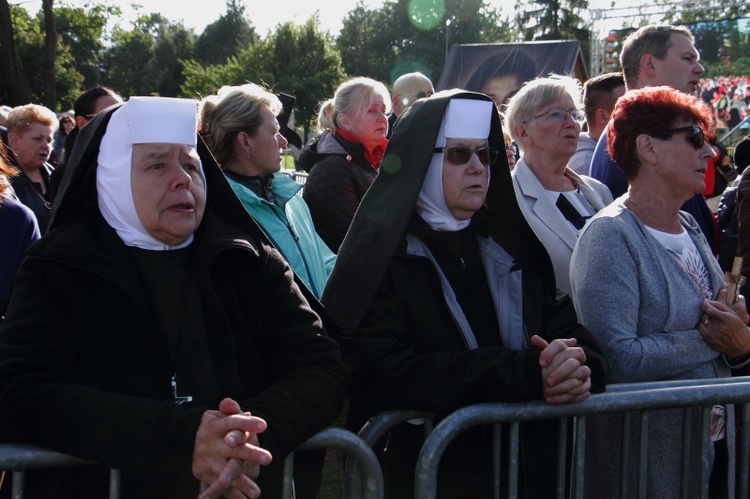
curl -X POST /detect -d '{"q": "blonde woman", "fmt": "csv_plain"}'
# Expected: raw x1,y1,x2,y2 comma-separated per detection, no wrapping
200,84,335,299
6,104,58,233
299,77,391,252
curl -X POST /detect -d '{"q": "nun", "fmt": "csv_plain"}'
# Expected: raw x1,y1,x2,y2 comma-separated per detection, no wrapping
322,90,609,498
0,96,347,498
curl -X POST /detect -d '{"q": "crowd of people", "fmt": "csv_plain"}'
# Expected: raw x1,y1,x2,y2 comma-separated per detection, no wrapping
0,22,750,499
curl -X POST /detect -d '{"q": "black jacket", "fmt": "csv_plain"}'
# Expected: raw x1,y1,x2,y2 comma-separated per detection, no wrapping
9,162,53,234
323,90,608,498
299,131,378,252
0,104,347,498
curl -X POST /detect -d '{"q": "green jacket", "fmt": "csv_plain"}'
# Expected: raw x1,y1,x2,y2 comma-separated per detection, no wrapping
227,172,336,299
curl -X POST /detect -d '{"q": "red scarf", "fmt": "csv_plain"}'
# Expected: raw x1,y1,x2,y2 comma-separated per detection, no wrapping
336,129,388,170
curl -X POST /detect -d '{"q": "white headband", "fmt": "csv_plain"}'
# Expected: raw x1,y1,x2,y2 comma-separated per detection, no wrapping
96,96,203,250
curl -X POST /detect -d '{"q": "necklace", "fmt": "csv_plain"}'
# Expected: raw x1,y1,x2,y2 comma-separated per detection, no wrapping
625,196,681,234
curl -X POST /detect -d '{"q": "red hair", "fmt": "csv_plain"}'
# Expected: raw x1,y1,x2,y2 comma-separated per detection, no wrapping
607,86,713,180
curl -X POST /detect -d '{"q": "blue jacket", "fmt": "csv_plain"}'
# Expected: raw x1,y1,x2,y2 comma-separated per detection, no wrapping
227,172,336,298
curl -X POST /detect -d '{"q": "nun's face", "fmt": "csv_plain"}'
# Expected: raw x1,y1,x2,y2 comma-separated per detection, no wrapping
131,143,205,245
441,137,490,220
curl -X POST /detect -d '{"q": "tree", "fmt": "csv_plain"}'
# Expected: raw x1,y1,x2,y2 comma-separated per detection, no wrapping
267,17,346,141
180,38,274,98
146,22,197,97
0,0,34,105
0,2,81,109
41,0,56,109
54,3,119,88
515,0,591,65
337,2,388,80
337,0,515,88
194,0,257,66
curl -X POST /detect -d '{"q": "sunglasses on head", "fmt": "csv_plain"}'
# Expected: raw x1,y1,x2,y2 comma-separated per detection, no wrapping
653,125,705,149
434,146,499,166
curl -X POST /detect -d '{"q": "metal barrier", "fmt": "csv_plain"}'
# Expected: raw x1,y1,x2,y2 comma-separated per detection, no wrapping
292,172,308,185
412,377,750,499
283,426,383,499
0,426,383,499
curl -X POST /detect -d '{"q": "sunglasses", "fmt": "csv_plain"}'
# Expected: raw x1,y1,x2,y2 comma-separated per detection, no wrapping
653,125,705,149
434,146,499,166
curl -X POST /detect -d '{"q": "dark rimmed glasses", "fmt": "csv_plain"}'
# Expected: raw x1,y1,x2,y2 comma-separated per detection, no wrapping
653,125,705,149
434,146,499,166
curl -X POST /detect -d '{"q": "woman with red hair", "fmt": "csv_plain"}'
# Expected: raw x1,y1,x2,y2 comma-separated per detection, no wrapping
570,86,750,497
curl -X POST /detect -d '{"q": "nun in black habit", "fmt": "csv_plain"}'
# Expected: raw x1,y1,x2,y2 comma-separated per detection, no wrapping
322,90,609,498
0,97,347,499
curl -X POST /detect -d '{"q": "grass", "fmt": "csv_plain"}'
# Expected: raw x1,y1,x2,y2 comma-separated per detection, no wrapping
315,400,349,499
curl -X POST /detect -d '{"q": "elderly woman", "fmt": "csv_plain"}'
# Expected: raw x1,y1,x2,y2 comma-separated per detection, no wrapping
0,97,347,499
6,104,58,233
570,87,750,497
199,83,335,299
506,75,613,297
323,90,608,498
299,77,390,252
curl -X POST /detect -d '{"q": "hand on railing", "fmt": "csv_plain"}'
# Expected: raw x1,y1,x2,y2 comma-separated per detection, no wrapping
531,335,592,405
193,398,272,499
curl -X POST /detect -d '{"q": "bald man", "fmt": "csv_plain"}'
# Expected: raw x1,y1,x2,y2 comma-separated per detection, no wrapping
387,72,434,138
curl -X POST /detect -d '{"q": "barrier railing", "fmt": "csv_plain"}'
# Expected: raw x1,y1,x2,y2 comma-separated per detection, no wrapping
411,377,750,499
0,426,383,499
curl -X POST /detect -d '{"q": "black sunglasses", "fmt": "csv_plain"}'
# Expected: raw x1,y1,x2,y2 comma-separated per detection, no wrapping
653,125,705,149
434,146,499,166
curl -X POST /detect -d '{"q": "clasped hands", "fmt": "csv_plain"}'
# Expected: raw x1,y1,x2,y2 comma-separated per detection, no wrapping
699,285,750,360
192,398,271,499
531,335,591,405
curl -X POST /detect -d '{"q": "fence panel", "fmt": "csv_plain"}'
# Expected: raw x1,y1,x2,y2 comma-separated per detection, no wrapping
411,378,750,499
0,426,383,499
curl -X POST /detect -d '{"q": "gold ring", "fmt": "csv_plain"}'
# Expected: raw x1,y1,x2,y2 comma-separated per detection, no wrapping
702,317,709,326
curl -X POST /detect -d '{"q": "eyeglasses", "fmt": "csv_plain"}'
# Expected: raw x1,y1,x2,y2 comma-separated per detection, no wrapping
534,108,586,123
652,125,705,149
434,146,499,166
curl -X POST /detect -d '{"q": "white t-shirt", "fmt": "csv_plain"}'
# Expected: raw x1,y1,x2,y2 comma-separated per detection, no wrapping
646,226,712,299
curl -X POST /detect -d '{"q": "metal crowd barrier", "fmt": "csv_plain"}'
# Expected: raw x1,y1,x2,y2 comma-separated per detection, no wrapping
292,172,308,185
410,377,750,499
0,426,383,499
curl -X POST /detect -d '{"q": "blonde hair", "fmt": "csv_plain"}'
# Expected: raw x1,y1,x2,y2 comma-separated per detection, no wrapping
504,74,582,144
199,83,282,167
6,104,58,136
317,77,391,133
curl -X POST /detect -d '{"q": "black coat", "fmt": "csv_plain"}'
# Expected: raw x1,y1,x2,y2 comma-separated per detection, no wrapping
0,104,347,498
299,131,378,252
323,90,608,498
9,162,53,234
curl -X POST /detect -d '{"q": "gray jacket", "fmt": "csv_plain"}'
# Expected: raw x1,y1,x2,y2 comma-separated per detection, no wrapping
570,198,734,497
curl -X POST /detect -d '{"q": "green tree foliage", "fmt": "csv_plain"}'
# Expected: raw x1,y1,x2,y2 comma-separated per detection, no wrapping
337,2,390,81
54,3,119,88
181,40,274,98
103,14,197,98
660,0,750,26
146,22,197,97
102,16,158,97
183,16,344,141
516,0,590,65
194,0,257,66
0,2,35,105
338,0,514,88
267,17,346,140
0,3,81,109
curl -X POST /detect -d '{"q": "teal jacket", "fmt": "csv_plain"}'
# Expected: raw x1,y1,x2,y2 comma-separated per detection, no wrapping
227,172,336,298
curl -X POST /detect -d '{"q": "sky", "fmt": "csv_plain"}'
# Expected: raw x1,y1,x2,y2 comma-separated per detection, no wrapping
17,0,625,36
